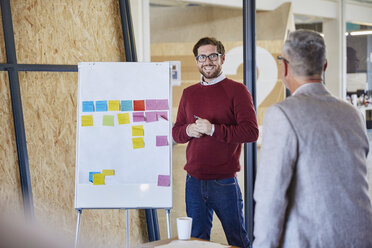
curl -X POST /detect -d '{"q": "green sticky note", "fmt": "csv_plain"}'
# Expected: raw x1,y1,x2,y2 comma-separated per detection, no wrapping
102,115,114,126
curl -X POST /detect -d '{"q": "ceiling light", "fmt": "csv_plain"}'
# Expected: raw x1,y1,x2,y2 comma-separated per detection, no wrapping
349,30,372,36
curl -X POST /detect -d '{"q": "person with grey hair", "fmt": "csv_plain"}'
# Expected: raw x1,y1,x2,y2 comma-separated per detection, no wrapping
253,29,372,247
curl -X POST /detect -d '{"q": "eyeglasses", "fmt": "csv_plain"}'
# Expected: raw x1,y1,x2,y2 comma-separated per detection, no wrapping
277,55,290,64
196,53,222,62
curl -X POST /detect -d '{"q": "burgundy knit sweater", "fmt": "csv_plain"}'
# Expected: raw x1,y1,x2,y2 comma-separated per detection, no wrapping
172,78,259,180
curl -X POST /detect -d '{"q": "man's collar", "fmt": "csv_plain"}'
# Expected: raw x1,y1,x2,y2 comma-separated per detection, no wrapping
200,73,226,86
292,82,324,96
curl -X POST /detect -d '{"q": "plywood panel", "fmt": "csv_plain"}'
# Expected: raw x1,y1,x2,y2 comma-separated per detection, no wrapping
0,10,5,63
1,0,148,246
11,0,125,64
0,72,23,215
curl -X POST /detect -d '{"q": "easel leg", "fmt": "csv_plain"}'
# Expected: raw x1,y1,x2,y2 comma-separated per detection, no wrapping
126,209,130,248
75,209,82,248
165,209,171,238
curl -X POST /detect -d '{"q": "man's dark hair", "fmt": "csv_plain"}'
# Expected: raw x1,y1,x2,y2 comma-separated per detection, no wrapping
193,37,225,57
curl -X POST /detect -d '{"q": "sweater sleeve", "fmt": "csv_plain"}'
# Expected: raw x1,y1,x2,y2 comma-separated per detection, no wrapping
212,85,259,144
172,90,193,144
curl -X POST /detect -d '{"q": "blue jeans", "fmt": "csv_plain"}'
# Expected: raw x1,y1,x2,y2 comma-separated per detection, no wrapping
185,175,250,248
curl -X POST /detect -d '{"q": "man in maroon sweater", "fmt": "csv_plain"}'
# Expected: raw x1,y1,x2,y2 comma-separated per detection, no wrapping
172,37,258,248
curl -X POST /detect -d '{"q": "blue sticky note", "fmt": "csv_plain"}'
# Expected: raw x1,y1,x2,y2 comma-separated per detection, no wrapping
89,172,100,183
96,101,108,112
121,100,133,111
82,101,94,112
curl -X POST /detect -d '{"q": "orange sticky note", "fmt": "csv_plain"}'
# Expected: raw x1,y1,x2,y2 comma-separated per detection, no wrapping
118,113,130,124
108,100,120,111
93,173,105,185
81,115,93,127
133,100,145,111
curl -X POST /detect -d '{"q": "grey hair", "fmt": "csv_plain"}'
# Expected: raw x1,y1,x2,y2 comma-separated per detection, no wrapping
283,29,326,77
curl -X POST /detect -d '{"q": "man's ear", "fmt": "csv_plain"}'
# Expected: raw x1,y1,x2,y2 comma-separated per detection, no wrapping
323,60,328,72
284,61,289,77
221,54,225,64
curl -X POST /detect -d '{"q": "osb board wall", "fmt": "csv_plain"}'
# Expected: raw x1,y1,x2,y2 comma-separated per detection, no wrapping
0,14,5,63
1,1,148,247
12,0,125,64
0,72,23,215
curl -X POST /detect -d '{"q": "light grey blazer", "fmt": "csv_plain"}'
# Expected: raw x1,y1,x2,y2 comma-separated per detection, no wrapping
253,83,372,248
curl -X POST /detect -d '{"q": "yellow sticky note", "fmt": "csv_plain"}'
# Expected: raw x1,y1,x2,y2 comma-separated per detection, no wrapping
108,100,120,111
132,125,144,136
93,173,105,185
118,113,130,125
132,137,145,149
81,115,93,127
102,169,115,176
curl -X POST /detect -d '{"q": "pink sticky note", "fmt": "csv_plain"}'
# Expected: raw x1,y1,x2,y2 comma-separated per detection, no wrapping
146,99,168,110
146,112,158,122
156,112,168,121
158,175,170,187
156,136,168,146
156,99,169,110
133,112,145,122
145,100,158,110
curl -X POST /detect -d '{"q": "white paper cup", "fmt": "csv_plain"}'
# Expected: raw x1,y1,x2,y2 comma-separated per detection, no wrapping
176,217,192,240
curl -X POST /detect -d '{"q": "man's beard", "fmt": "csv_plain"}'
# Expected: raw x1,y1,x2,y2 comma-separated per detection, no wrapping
199,64,222,80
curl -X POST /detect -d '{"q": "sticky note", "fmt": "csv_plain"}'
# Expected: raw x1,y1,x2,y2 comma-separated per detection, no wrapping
102,115,115,126
118,113,130,125
146,112,158,122
102,169,115,176
158,175,170,187
133,112,145,122
81,115,93,127
89,172,100,183
133,100,145,111
156,99,169,110
82,101,94,112
96,100,108,112
145,100,157,110
132,125,144,136
156,112,168,121
121,100,133,111
132,137,145,149
93,173,105,185
146,99,168,110
156,136,168,146
108,100,120,111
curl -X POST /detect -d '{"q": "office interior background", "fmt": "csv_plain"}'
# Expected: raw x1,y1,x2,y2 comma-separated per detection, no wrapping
1,0,372,247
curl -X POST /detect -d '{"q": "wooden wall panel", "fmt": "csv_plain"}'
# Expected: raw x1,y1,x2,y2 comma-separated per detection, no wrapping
0,11,5,63
0,72,23,215
1,1,148,247
11,0,125,64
